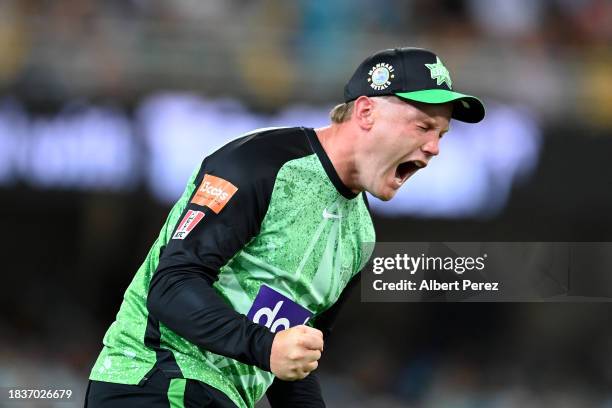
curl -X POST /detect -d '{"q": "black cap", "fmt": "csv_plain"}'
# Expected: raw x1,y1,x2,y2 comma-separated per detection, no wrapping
344,47,485,123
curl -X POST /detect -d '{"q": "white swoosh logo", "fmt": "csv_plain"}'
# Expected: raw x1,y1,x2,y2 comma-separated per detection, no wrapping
322,208,342,219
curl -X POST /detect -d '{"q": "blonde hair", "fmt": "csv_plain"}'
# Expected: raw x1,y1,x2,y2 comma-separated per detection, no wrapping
329,101,355,123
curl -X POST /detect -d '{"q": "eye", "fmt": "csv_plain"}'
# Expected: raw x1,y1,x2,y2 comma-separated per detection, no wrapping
417,125,428,132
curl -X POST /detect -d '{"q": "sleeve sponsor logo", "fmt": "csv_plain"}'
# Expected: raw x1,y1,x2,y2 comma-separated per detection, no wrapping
191,174,238,214
247,285,313,333
172,209,205,240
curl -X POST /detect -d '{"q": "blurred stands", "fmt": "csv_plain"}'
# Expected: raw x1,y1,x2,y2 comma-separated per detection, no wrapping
0,0,611,125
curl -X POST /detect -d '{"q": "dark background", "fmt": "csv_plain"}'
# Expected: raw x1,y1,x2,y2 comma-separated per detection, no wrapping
1,1,612,407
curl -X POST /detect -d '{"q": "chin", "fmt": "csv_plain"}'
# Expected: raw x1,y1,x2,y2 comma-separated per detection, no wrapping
372,189,397,201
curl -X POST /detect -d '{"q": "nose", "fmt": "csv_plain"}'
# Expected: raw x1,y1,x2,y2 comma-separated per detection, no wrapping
421,137,440,157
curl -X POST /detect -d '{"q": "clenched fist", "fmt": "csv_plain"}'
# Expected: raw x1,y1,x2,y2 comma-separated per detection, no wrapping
269,325,324,381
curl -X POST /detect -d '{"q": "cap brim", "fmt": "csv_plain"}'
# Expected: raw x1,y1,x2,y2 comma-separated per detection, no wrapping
395,89,485,123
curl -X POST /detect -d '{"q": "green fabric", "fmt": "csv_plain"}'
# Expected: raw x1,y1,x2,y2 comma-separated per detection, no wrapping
89,165,200,385
395,88,483,106
168,378,186,408
89,154,376,408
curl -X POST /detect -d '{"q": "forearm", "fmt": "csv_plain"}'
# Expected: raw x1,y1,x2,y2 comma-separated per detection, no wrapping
147,268,275,371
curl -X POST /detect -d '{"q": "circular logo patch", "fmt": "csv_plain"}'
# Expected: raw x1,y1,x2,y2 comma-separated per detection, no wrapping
368,63,395,90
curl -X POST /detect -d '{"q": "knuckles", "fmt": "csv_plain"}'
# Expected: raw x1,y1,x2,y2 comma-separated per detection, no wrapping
288,352,303,361
272,326,325,381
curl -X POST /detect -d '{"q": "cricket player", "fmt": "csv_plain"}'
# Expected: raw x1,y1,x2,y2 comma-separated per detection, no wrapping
85,47,485,407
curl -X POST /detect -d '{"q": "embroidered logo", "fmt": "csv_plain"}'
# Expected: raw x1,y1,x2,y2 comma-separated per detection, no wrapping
368,62,395,90
425,57,452,89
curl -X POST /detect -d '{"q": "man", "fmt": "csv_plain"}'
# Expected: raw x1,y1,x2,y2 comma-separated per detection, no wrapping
85,47,485,408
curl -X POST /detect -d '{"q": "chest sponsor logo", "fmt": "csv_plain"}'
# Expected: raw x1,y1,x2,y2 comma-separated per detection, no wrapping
172,210,204,240
247,285,313,333
191,174,238,214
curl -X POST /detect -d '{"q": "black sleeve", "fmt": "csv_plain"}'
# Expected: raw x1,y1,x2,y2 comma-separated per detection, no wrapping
147,154,277,371
148,268,275,371
265,273,361,406
313,273,361,340
266,372,325,408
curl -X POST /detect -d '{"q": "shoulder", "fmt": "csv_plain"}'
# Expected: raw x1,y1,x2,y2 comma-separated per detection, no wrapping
191,127,315,212
205,127,314,179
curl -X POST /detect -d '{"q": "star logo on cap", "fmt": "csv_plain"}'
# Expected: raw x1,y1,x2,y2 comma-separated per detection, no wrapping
425,57,452,89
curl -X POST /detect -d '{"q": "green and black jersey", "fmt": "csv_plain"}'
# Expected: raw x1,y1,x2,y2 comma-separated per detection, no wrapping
89,127,376,408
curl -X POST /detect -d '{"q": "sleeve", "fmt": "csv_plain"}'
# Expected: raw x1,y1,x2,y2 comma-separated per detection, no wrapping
265,273,361,406
147,159,276,371
313,273,361,340
266,372,325,408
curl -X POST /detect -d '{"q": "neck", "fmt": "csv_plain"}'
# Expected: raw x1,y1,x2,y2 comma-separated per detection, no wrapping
314,124,362,194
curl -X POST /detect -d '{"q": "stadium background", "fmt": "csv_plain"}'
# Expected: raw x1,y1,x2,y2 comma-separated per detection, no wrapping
1,1,612,407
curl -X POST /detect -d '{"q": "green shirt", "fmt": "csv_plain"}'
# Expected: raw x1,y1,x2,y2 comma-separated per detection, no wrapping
90,127,375,407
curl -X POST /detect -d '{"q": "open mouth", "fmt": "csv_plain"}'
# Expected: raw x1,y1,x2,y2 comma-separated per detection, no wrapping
394,160,426,184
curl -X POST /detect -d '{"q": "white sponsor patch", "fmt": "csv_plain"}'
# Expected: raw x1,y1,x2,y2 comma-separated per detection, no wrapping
172,209,205,240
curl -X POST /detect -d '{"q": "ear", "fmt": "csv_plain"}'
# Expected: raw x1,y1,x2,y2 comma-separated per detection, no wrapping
353,96,375,130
